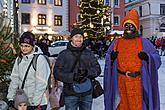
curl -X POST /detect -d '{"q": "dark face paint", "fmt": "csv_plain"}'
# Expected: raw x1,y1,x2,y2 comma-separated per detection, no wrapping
124,23,136,34
123,23,139,39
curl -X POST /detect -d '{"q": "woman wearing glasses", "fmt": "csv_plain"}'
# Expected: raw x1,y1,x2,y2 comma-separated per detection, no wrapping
7,32,50,110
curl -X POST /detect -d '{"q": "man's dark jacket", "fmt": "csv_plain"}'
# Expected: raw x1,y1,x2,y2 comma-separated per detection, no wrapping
54,41,101,96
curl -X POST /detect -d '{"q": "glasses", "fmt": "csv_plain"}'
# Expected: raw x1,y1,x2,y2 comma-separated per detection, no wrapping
20,44,31,48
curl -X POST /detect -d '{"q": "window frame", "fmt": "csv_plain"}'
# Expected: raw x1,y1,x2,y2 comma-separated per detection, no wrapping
105,0,110,6
54,15,62,26
160,23,165,32
77,13,81,22
38,14,46,25
76,0,80,6
160,4,165,15
21,13,30,24
21,0,30,3
114,0,119,7
38,0,46,5
114,15,120,26
54,0,62,6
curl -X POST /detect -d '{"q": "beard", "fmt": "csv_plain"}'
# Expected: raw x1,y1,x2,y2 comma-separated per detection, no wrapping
123,31,140,39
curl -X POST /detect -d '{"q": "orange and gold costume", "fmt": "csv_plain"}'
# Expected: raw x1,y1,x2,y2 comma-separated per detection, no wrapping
104,9,161,110
114,37,143,110
112,9,143,110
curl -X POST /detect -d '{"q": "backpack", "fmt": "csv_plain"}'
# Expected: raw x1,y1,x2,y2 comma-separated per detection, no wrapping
17,54,50,71
17,54,51,88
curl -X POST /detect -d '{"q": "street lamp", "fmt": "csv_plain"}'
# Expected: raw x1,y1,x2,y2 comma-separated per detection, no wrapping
13,0,19,40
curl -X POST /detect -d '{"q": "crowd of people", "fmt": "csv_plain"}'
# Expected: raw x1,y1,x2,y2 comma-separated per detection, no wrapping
36,33,52,57
6,28,102,110
84,38,112,59
153,37,165,56
5,9,161,110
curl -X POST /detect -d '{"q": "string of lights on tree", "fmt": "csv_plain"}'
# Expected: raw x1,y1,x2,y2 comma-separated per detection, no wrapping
79,0,111,39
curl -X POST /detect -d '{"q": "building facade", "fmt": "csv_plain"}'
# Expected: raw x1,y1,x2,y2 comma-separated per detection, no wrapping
110,0,125,31
19,0,69,40
68,0,80,32
125,0,165,38
103,0,125,37
0,0,14,28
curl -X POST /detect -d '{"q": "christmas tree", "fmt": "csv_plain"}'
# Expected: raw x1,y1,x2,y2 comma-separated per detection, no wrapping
0,14,19,96
79,0,110,39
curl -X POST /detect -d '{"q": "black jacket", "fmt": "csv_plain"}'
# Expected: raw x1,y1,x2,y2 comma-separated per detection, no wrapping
54,41,101,96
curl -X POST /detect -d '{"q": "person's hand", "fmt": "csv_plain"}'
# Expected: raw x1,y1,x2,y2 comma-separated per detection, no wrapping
74,68,88,83
8,100,14,108
111,50,119,61
78,68,88,77
138,51,149,62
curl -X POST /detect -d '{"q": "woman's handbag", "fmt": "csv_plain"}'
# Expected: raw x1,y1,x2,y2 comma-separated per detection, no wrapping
49,86,62,108
92,79,104,98
49,58,64,108
59,92,64,107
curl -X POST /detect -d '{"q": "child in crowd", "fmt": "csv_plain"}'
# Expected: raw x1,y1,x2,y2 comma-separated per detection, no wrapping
49,57,63,110
14,89,29,110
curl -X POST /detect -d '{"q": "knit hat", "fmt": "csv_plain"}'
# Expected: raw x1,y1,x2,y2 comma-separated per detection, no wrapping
122,9,139,30
20,32,35,46
14,89,29,109
70,28,84,38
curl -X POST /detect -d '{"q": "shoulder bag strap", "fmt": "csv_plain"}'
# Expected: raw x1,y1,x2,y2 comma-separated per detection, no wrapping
21,55,34,89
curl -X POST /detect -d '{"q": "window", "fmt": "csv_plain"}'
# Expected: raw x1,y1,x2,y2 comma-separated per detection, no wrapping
54,15,62,26
22,0,30,3
38,14,46,25
54,0,62,6
105,0,110,6
38,0,46,5
77,0,80,6
114,16,119,26
21,13,30,24
139,6,142,17
77,14,81,22
114,0,119,7
160,4,165,15
160,23,165,32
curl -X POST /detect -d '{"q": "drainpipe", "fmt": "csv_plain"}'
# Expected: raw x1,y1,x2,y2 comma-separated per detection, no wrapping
148,2,151,15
